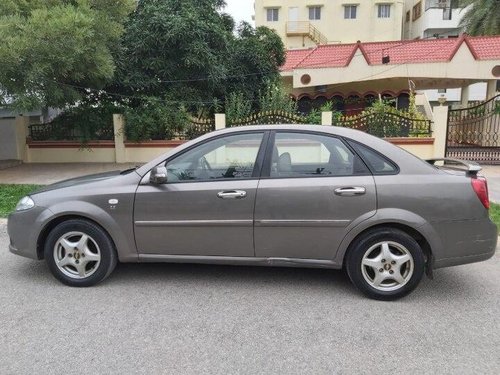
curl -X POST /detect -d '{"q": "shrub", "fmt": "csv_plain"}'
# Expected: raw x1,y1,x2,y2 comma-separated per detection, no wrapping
225,91,252,125
45,103,121,142
125,98,190,141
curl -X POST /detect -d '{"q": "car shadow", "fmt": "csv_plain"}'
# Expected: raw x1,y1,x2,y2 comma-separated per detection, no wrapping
111,262,353,289
13,259,482,302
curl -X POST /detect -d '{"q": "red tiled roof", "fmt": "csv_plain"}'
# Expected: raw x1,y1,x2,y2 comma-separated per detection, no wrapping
361,38,460,65
297,43,360,68
281,35,500,70
281,48,315,71
467,36,500,60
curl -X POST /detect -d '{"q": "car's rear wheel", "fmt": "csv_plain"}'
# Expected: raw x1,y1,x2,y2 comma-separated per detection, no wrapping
346,228,425,301
44,219,117,287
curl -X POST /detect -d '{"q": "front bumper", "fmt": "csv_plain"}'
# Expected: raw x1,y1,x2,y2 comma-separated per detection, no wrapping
7,206,50,260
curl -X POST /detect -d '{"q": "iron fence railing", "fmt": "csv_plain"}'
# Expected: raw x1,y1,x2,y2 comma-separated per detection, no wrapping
174,118,216,140
29,122,114,141
229,110,307,127
335,112,433,138
29,109,433,142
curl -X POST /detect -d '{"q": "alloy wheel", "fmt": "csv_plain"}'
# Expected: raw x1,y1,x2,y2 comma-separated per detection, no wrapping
53,231,101,279
360,241,414,292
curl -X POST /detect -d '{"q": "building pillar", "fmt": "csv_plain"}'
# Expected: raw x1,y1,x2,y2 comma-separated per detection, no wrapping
113,114,126,163
321,111,333,126
432,105,449,158
14,116,29,162
215,114,226,130
486,80,497,99
460,85,470,107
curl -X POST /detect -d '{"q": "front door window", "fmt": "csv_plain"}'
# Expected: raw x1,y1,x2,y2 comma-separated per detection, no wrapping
166,132,264,182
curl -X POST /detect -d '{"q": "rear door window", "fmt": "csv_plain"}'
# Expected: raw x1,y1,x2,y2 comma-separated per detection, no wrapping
348,141,398,175
269,132,369,178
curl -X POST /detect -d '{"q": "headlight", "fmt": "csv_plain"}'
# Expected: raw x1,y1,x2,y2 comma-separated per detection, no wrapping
15,196,35,211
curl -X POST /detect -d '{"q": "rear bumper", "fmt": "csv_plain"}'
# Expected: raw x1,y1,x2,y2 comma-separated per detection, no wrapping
434,246,496,268
433,219,497,269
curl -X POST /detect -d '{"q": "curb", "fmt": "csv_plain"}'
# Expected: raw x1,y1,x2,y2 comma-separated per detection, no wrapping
0,218,7,225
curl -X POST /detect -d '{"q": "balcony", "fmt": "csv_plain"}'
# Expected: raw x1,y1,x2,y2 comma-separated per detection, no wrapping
286,22,328,45
425,0,460,11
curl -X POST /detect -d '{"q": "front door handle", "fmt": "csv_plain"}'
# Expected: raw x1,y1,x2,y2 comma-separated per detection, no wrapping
334,187,366,196
217,190,247,199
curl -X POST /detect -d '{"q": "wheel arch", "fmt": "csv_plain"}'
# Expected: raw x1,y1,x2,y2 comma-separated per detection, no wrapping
341,223,433,270
36,215,116,260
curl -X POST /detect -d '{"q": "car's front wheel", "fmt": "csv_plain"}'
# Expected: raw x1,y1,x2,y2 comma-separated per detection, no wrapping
44,219,117,287
346,228,425,301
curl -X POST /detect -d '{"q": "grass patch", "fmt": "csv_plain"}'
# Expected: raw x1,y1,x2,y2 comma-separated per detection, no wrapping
489,202,500,232
0,184,41,218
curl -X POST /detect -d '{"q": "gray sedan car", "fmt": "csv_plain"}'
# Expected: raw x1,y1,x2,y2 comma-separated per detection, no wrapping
8,125,497,300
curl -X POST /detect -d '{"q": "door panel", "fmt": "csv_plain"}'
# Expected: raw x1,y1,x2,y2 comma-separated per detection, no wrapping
254,176,376,259
135,180,258,256
254,132,377,260
134,132,265,257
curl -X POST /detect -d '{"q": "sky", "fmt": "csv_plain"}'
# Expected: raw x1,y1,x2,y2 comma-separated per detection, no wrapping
224,0,255,26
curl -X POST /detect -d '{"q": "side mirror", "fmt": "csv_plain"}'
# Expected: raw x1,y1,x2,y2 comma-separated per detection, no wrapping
150,166,168,184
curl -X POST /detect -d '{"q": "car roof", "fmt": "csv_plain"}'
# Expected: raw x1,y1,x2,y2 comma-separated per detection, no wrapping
136,124,437,177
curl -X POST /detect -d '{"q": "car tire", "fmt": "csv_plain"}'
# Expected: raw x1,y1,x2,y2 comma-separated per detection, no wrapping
44,219,117,287
345,228,425,301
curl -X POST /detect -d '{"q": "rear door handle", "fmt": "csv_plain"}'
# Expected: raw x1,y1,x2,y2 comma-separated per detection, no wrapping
334,187,366,196
217,190,247,199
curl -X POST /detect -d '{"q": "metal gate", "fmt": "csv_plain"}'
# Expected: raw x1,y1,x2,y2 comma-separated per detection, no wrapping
446,94,500,164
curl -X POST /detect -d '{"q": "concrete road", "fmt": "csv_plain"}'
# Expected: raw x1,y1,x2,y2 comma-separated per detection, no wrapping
1,221,499,375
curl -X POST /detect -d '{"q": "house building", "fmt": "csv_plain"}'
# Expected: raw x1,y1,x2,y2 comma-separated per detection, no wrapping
402,0,488,104
403,0,465,40
254,0,405,48
256,1,497,107
280,35,500,115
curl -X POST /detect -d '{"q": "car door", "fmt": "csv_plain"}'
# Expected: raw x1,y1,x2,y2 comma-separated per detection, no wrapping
134,131,267,257
254,131,377,260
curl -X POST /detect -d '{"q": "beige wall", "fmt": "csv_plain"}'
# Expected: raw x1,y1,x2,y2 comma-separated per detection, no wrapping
28,148,116,163
396,141,435,159
255,0,405,47
124,146,175,163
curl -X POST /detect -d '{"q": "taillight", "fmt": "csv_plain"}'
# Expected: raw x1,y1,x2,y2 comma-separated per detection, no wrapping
471,177,489,209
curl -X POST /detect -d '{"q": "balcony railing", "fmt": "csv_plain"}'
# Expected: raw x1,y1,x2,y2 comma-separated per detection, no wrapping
425,0,460,11
286,21,328,45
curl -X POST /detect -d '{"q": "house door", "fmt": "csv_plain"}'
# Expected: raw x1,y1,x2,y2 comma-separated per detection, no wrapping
288,7,299,32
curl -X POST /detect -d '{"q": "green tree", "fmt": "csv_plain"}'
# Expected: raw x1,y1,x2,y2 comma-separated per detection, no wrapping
459,0,500,36
224,22,285,110
0,0,135,110
112,0,285,114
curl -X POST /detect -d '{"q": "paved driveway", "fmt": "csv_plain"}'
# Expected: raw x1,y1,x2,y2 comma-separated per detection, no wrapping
1,222,499,374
